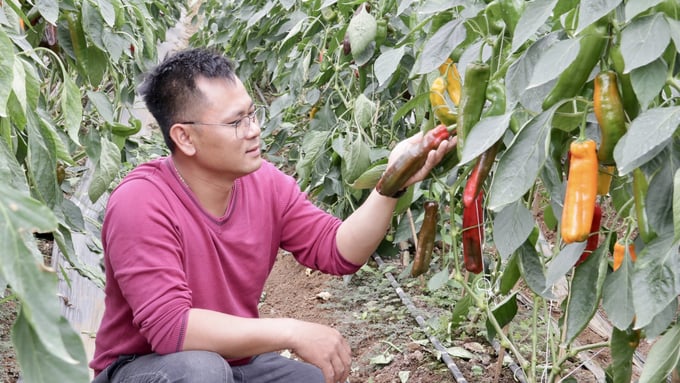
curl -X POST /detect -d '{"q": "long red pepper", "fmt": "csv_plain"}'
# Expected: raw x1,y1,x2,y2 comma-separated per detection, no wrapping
412,201,439,277
462,142,500,208
462,192,484,274
376,124,450,197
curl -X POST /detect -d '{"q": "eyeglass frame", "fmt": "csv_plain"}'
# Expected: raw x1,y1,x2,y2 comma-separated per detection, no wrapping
178,106,264,138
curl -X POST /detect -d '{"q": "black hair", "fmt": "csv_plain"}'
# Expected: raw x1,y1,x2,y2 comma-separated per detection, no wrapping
138,48,236,152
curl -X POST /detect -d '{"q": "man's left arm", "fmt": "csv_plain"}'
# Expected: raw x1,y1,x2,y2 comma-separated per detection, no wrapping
336,134,455,265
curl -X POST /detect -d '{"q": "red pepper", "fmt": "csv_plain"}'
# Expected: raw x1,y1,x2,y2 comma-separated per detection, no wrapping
376,124,450,197
462,192,484,274
412,201,439,277
575,203,602,266
462,142,499,208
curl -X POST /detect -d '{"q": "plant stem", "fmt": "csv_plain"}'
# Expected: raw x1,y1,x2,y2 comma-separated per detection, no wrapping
484,295,530,369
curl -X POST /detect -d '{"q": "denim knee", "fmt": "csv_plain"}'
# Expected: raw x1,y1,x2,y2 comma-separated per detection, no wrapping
158,351,233,383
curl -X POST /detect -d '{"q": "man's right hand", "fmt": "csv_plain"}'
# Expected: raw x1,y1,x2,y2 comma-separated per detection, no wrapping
288,320,351,383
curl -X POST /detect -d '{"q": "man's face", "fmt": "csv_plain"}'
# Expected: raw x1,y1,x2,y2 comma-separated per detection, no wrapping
184,76,263,180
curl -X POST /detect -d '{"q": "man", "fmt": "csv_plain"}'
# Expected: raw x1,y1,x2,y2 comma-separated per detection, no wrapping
90,47,454,383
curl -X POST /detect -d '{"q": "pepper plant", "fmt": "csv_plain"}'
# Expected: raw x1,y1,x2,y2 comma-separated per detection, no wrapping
193,0,680,381
0,0,184,381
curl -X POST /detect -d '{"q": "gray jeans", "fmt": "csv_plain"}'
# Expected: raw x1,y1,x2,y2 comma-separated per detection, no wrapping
92,351,324,383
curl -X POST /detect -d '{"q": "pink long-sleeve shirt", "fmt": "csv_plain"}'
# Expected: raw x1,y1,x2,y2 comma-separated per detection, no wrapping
90,157,362,375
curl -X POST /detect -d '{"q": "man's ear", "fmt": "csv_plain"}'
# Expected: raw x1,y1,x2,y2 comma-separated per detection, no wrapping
170,124,197,156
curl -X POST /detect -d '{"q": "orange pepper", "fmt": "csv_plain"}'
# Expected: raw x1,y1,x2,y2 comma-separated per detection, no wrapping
613,242,636,271
561,139,598,243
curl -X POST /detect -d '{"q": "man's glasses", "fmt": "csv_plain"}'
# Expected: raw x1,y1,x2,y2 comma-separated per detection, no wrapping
179,106,265,138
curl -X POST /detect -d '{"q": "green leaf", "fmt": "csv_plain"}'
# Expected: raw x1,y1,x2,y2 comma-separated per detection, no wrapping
88,137,122,203
451,293,474,328
94,0,117,27
459,113,511,165
427,268,450,291
620,14,671,73
488,106,555,211
492,201,534,260
613,106,680,175
348,7,377,57
603,257,636,330
62,76,83,147
296,130,330,185
27,113,60,209
375,46,405,86
353,94,376,129
0,132,30,193
647,153,676,236
11,55,27,115
638,322,680,383
418,19,464,74
12,311,89,383
545,241,586,288
564,241,608,345
486,293,518,342
36,0,59,24
82,0,106,51
625,0,663,22
576,0,620,34
632,234,680,329
340,134,371,185
528,38,580,89
630,58,667,110
511,0,558,53
674,169,680,241
609,327,640,383
517,240,554,299
350,163,386,190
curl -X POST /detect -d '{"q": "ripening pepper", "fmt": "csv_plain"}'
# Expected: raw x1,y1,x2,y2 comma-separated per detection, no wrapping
412,201,439,277
439,59,462,105
457,62,490,158
376,124,451,197
597,165,615,195
430,76,458,126
462,192,484,274
542,21,608,110
561,139,598,243
613,241,636,272
575,204,602,266
594,71,627,165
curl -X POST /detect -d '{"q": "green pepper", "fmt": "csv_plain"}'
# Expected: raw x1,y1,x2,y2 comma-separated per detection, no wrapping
593,70,627,165
632,168,657,243
610,44,640,120
412,201,439,277
542,20,608,110
457,62,490,159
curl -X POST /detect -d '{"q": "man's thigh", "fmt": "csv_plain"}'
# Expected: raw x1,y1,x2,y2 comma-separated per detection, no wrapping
232,353,324,383
93,350,233,383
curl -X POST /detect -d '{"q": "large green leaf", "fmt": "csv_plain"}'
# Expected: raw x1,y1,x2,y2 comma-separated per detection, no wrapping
613,106,680,175
576,0,620,34
12,310,89,383
0,183,79,366
418,19,465,74
545,241,586,288
459,113,511,165
62,76,83,147
630,58,667,110
88,137,122,203
488,105,555,211
517,240,554,299
632,234,680,329
674,168,680,241
564,240,608,345
374,46,405,87
620,14,671,73
528,38,580,89
340,134,371,185
486,293,518,342
348,7,377,58
492,200,534,260
36,0,59,24
511,0,558,53
625,0,663,22
603,256,636,330
26,113,60,209
638,322,680,383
